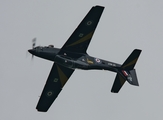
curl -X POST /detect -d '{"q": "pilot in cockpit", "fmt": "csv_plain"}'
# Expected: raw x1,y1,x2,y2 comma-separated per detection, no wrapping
48,45,54,48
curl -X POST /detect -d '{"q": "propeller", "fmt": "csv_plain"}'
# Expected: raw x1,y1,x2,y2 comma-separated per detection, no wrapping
27,38,37,60
32,38,36,49
31,38,36,59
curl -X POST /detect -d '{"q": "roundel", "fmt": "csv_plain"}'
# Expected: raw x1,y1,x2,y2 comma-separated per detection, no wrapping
86,21,93,25
47,91,53,97
95,58,101,63
79,33,84,37
53,78,58,82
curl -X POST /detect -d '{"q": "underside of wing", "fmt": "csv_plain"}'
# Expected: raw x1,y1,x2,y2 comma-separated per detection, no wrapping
36,63,74,112
60,6,104,53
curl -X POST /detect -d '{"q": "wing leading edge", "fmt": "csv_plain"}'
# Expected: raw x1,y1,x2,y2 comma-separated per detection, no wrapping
60,6,104,53
36,63,74,112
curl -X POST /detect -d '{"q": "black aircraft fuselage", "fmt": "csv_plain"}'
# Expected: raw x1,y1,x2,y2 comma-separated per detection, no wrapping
28,6,141,112
28,46,121,72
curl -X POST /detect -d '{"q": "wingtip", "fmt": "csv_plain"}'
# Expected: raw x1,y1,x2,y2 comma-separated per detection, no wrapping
94,5,105,8
111,90,118,93
36,106,48,112
37,109,48,112
134,49,142,52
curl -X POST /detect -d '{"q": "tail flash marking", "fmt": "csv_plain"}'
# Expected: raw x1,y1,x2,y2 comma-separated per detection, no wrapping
122,70,129,76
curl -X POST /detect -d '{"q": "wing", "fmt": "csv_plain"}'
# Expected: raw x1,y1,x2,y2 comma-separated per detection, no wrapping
36,63,74,112
60,6,104,53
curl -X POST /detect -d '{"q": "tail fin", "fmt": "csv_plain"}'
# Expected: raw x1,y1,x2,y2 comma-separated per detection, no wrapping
121,49,142,70
111,49,141,93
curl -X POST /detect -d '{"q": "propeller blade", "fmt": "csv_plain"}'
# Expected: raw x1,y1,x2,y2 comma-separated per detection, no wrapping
31,38,36,60
32,38,36,48
32,55,34,60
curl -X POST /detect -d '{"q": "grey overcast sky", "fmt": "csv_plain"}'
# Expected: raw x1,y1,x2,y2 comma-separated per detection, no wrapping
0,0,163,119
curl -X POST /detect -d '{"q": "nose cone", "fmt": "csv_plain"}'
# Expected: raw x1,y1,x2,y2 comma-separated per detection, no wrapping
28,49,35,55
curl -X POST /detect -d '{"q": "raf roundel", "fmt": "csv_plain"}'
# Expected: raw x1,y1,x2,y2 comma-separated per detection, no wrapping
47,91,53,97
95,58,101,63
79,33,84,37
53,78,58,82
87,21,93,25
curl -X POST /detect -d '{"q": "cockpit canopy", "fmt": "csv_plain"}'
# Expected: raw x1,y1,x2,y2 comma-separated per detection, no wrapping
34,45,54,49
48,45,54,48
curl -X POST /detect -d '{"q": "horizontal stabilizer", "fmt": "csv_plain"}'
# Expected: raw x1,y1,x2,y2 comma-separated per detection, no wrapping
122,49,141,70
111,73,126,93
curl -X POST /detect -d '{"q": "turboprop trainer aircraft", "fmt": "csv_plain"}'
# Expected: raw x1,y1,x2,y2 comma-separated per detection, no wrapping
28,5,141,112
